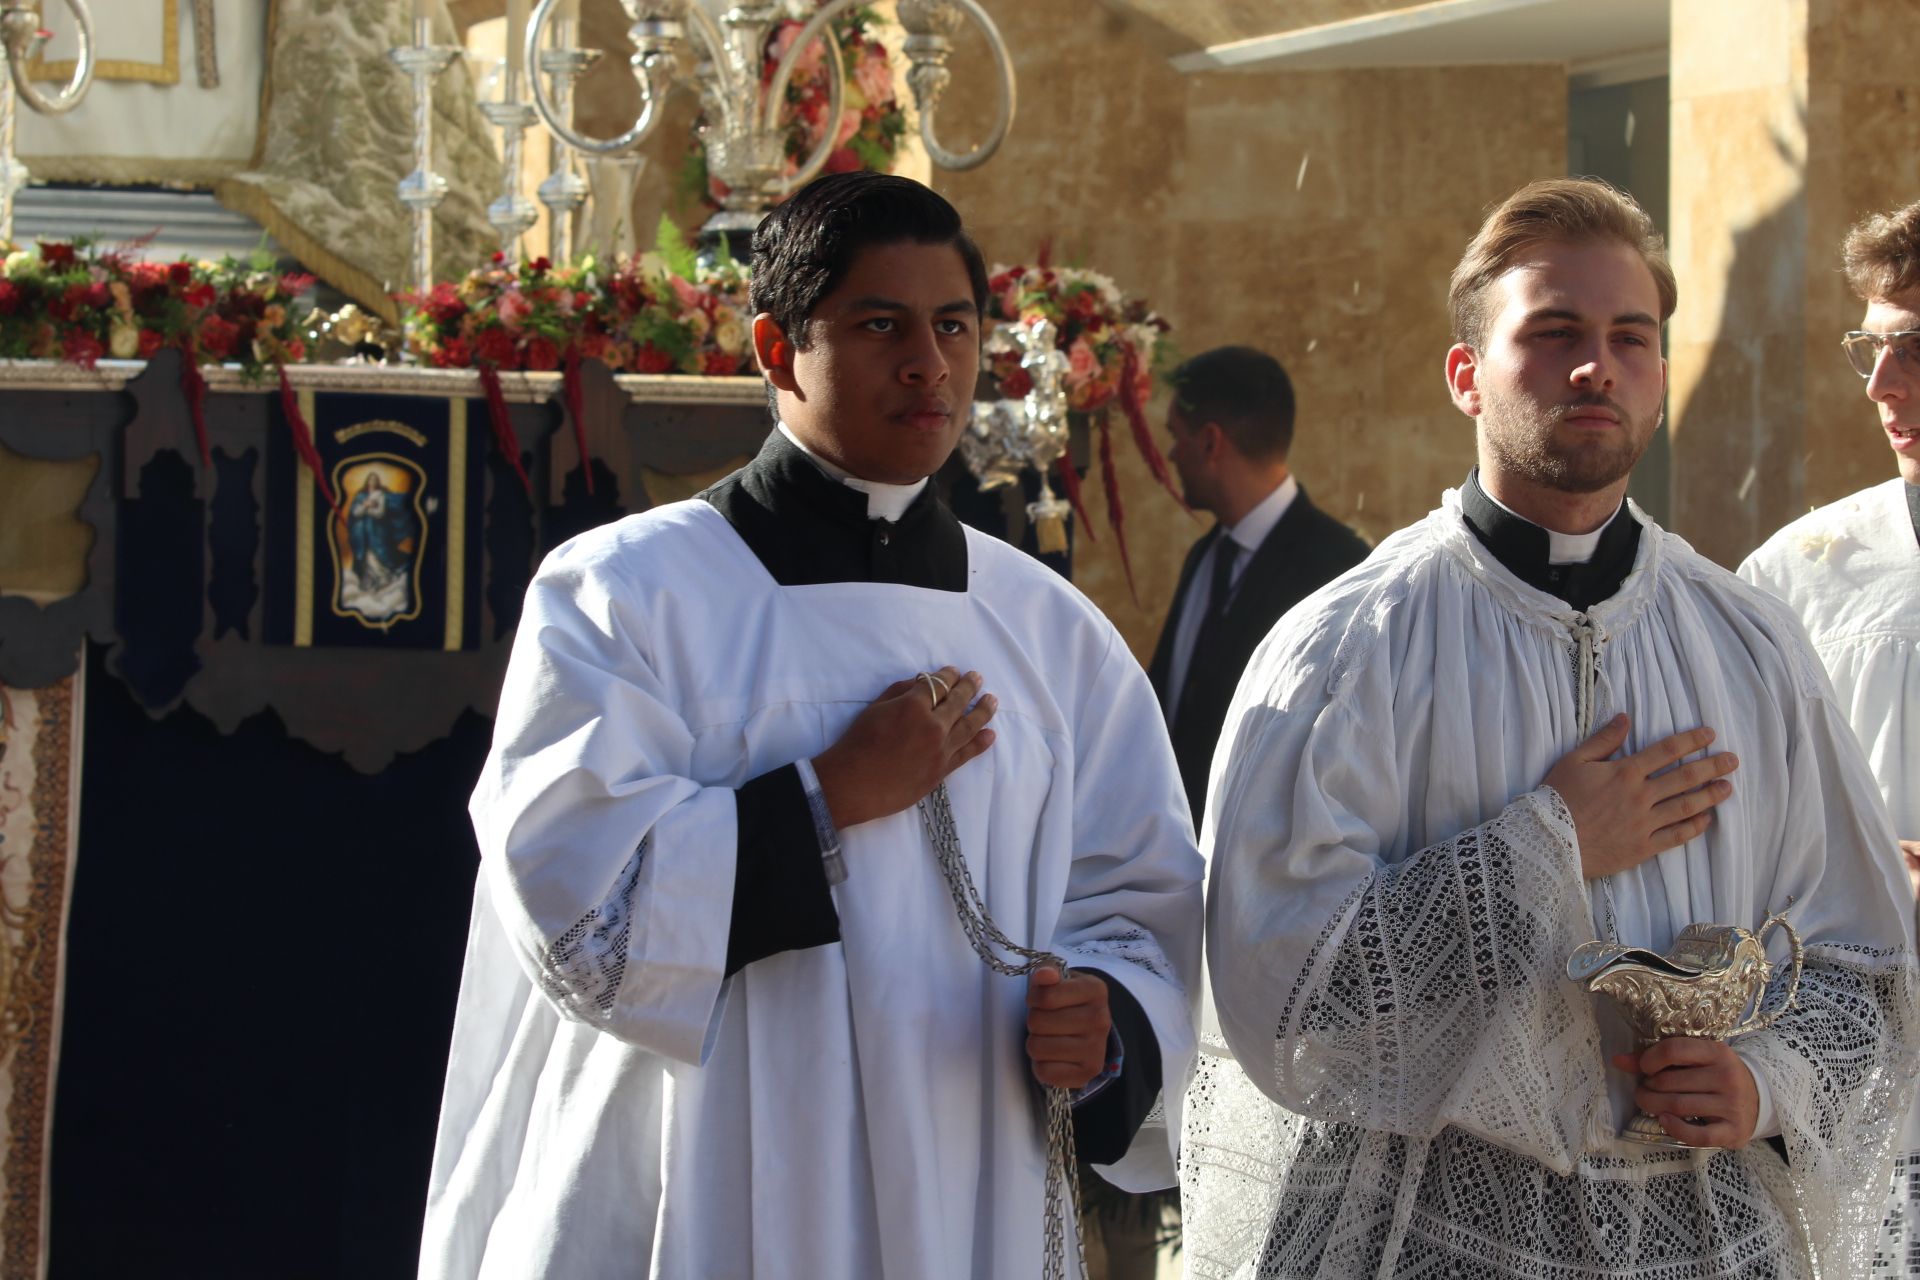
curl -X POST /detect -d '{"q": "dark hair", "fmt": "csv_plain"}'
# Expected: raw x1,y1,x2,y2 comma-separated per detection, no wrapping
1450,177,1677,348
1843,200,1920,301
1169,345,1296,460
749,172,990,349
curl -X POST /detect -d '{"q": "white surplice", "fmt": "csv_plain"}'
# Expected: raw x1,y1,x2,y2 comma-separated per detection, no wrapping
1741,476,1920,1271
1181,489,1919,1279
419,500,1202,1280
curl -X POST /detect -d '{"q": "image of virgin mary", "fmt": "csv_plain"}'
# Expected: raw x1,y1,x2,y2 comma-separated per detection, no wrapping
332,462,425,628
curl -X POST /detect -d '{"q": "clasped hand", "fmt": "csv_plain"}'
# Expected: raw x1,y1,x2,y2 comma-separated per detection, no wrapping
811,665,998,829
1614,1038,1761,1148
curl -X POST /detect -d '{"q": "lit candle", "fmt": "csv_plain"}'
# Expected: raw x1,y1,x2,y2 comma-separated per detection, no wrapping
506,0,529,84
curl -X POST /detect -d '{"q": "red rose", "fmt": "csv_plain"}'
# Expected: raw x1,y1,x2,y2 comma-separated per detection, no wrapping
523,336,560,372
824,147,862,174
577,330,612,361
168,261,194,287
529,257,551,275
632,343,675,374
998,368,1033,398
426,282,466,324
198,314,240,360
279,272,315,298
137,329,164,359
432,336,472,368
83,281,111,310
62,329,105,368
282,339,306,363
0,281,17,314
39,241,76,269
491,251,506,265
701,351,741,377
988,271,1015,295
473,326,518,367
183,282,217,309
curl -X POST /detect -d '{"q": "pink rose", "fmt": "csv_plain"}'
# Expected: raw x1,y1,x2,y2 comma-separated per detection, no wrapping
835,107,862,147
1065,338,1098,387
854,47,893,108
497,289,532,332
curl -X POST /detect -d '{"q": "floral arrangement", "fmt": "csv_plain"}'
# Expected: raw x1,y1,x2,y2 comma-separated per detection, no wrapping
398,227,751,380
984,254,1181,595
681,2,908,211
0,239,312,376
1,237,319,480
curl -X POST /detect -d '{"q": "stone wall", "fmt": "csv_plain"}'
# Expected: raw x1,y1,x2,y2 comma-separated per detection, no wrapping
1667,0,1920,567
939,6,1567,658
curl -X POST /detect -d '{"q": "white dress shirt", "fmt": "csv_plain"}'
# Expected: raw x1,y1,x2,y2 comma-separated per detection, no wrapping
1164,474,1298,716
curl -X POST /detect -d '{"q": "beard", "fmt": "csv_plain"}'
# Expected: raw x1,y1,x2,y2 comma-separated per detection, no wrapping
1478,385,1654,495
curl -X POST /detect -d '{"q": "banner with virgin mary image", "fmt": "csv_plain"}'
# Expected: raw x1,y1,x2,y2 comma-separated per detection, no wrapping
264,390,484,649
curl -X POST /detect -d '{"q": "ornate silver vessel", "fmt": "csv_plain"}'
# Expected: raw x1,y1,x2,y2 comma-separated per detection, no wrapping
1567,906,1803,1147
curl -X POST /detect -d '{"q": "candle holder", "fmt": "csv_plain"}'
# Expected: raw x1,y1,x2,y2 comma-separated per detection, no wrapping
389,16,460,295
479,63,540,259
535,16,595,264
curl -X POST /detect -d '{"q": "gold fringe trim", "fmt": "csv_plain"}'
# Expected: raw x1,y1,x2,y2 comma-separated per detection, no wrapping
16,155,242,187
212,179,399,325
31,0,180,86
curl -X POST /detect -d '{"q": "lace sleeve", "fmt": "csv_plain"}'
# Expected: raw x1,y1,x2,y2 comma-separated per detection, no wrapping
1244,788,1604,1173
1739,946,1920,1277
534,839,647,1024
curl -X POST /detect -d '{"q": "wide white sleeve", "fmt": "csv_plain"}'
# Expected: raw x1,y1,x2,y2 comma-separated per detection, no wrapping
1050,628,1205,1191
468,541,740,1067
1205,636,1604,1175
1725,679,1920,1278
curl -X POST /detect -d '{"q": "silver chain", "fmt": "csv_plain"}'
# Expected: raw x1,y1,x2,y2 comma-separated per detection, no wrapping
918,781,1087,1280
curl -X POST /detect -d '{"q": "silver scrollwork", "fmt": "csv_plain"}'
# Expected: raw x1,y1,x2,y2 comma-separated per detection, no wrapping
525,0,1015,240
2,0,97,244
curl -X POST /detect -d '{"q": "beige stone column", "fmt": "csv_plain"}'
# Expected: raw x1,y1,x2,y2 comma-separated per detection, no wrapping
1667,0,1920,566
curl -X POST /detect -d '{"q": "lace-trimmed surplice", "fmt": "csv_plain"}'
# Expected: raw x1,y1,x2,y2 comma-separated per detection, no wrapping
1183,490,1920,1279
1742,476,1920,1275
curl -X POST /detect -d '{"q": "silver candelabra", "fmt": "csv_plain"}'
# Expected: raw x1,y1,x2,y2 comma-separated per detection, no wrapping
535,15,595,263
524,0,1016,242
1,0,96,245
388,16,459,295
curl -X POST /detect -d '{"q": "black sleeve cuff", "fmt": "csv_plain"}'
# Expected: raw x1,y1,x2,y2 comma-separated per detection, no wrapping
724,763,843,976
1071,972,1162,1166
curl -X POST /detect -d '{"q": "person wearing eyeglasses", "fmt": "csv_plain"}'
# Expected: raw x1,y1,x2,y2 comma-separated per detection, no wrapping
1740,199,1920,1273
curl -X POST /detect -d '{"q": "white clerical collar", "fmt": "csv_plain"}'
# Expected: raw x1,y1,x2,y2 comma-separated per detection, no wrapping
777,422,929,523
1481,484,1621,565
1226,473,1299,555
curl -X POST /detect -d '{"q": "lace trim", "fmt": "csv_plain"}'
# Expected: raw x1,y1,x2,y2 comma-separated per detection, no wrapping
1070,925,1175,983
536,837,647,1022
1873,1150,1920,1276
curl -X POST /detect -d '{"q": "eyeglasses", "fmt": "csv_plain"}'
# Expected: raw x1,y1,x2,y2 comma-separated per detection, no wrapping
1841,329,1920,378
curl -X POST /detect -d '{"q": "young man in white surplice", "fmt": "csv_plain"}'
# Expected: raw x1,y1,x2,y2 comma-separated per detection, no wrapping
1180,178,1919,1279
417,173,1202,1280
1740,198,1920,1275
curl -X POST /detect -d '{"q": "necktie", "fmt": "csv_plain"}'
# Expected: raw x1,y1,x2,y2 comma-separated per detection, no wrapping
1206,533,1238,623
1173,534,1240,735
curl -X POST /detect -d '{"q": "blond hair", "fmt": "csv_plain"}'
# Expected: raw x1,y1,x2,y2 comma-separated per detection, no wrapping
1448,177,1677,348
1841,201,1920,302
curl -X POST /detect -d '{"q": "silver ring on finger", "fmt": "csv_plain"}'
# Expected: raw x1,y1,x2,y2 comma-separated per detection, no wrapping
920,671,950,710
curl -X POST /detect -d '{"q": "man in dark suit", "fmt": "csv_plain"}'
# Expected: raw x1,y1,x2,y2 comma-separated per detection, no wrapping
1147,345,1370,823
